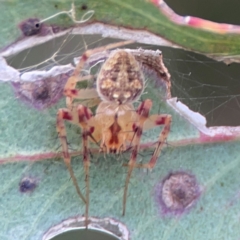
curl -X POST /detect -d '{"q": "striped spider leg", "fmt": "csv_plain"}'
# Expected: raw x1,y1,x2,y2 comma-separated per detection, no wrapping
56,40,171,227
123,100,172,215
56,40,134,226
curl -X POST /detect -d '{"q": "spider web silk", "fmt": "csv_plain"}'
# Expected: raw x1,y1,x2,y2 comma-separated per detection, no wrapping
1,2,240,240
5,33,240,127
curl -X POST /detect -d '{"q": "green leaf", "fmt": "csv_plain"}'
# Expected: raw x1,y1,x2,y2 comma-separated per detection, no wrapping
1,68,240,239
2,0,240,61
1,1,240,240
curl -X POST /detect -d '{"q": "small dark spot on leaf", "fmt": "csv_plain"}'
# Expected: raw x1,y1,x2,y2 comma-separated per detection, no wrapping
156,171,201,215
18,17,68,37
54,4,58,8
12,70,73,110
19,18,42,36
81,4,88,10
221,182,224,187
19,177,38,193
32,85,49,101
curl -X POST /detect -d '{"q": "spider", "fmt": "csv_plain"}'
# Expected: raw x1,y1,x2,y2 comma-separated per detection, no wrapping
56,40,172,227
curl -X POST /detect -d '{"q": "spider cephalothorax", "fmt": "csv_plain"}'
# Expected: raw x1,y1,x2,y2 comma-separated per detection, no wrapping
56,40,172,227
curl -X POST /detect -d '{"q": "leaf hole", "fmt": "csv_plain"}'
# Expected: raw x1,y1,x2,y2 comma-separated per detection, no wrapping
43,217,129,240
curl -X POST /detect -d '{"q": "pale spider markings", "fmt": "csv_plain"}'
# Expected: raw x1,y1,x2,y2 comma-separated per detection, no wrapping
56,40,172,227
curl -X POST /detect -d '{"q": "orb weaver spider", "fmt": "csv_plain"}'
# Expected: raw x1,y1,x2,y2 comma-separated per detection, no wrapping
56,40,172,227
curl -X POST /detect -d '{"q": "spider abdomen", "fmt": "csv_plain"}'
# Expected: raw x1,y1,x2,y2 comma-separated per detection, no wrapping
96,50,144,105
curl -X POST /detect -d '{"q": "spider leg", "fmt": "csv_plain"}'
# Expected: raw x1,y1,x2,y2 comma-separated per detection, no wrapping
64,77,99,109
123,99,152,216
81,97,101,108
77,104,95,228
57,105,95,227
56,108,86,204
135,114,172,168
64,40,134,108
